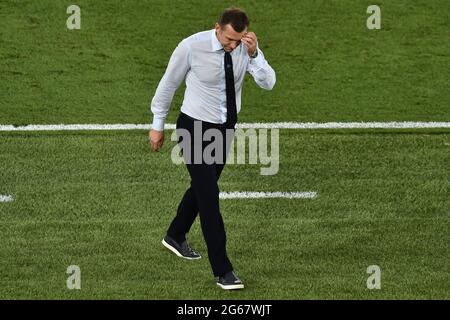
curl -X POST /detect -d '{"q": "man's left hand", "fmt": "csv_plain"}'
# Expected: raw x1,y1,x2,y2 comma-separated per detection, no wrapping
242,32,257,57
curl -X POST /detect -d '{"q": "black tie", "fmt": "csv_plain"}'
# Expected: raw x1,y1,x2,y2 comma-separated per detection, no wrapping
224,52,237,129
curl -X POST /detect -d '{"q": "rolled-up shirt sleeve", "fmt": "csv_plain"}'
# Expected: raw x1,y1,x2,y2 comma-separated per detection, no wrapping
150,39,191,131
246,46,276,91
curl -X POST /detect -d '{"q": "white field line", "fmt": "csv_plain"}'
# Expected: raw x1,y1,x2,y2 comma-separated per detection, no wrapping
0,195,14,202
1,122,450,131
0,192,316,201
219,192,317,199
0,124,154,131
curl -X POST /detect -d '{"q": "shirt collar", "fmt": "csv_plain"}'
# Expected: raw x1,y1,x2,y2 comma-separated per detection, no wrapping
211,29,224,52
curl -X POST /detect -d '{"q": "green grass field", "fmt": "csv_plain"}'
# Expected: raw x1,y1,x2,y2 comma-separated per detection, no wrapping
0,0,449,299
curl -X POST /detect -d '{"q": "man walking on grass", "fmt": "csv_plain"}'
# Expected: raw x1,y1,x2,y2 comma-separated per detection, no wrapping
149,7,276,290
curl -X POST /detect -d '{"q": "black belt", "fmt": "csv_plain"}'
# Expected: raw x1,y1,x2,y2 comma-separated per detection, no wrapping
180,112,200,121
180,112,228,129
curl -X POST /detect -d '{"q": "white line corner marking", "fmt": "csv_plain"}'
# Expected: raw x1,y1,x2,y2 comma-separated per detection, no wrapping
0,195,14,202
219,192,317,199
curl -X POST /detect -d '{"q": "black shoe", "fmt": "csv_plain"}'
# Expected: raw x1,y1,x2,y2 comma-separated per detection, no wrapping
162,235,201,260
216,271,244,290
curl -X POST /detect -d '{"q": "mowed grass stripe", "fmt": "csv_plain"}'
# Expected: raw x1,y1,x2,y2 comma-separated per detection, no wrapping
0,131,448,299
1,1,449,125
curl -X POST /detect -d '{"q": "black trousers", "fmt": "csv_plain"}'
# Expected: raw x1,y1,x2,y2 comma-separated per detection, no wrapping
167,112,234,277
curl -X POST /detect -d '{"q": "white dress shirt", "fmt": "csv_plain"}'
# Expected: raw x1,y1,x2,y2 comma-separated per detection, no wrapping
150,29,276,131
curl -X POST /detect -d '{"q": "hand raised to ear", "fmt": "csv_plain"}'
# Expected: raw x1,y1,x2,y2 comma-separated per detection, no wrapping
241,32,257,57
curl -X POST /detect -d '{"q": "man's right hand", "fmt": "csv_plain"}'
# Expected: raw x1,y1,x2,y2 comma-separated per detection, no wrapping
149,129,164,152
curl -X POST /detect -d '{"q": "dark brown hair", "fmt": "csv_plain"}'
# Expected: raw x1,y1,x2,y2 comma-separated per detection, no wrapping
219,7,249,32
